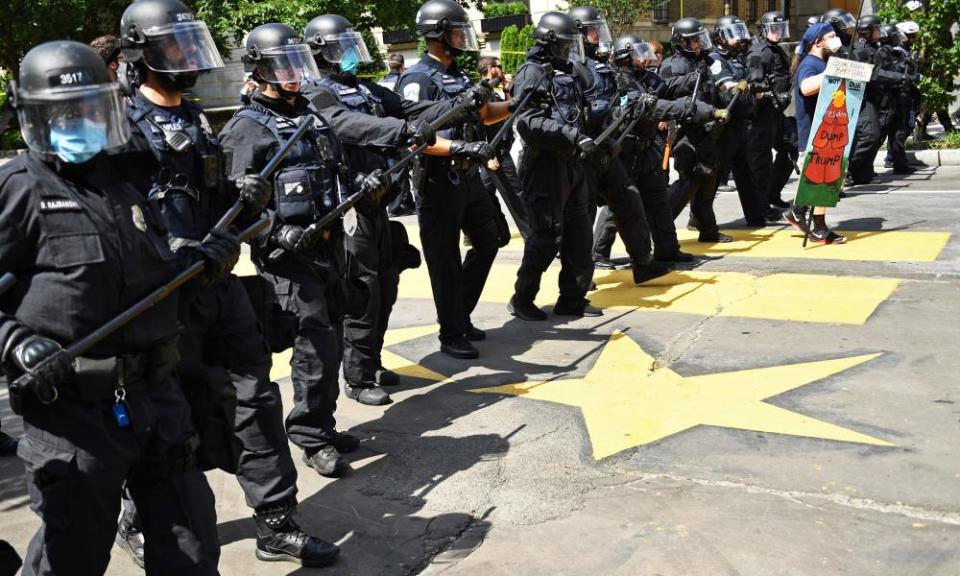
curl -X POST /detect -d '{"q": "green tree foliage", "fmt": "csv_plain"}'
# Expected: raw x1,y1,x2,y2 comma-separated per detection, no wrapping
875,0,960,116
585,0,668,36
499,24,534,75
0,0,129,72
482,2,527,19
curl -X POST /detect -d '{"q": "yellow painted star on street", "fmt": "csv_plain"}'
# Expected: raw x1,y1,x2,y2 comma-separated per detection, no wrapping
471,332,892,459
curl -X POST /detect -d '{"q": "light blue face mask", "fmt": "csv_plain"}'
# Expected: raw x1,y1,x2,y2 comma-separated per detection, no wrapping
339,47,360,75
49,118,108,163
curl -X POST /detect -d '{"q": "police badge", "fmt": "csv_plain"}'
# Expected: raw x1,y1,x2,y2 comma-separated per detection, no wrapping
131,205,148,232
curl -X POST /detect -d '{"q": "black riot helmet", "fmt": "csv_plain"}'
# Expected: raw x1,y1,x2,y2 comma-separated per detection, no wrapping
881,24,905,45
760,11,790,42
415,0,479,55
11,41,131,159
672,17,712,56
611,34,658,70
569,6,613,58
714,15,750,47
243,23,320,96
304,14,373,74
533,12,584,63
820,8,857,36
119,0,223,92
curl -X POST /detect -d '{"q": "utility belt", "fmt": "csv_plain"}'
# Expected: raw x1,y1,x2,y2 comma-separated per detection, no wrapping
62,341,179,403
426,155,478,172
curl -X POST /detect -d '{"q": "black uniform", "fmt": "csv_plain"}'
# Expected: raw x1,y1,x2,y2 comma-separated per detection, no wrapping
303,73,427,392
123,91,298,517
709,46,767,225
220,93,352,455
885,44,918,171
511,46,594,307
746,38,797,208
0,152,219,574
575,55,656,268
594,68,711,261
481,88,531,241
396,56,501,345
848,39,907,182
660,50,725,241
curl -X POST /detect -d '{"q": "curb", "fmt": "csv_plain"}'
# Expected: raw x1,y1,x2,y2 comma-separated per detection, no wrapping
875,149,960,167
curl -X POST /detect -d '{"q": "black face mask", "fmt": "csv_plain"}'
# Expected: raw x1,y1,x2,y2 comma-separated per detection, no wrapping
836,29,852,47
159,71,199,92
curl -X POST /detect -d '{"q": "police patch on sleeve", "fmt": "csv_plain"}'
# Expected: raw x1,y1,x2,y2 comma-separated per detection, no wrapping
710,60,723,76
131,205,148,232
402,83,421,102
343,207,358,237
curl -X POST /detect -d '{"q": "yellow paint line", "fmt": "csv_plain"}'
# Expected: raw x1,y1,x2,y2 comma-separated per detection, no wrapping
403,225,950,262
397,264,899,325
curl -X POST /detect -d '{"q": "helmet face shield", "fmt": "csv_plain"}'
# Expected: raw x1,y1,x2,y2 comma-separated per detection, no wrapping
565,34,588,63
315,30,373,64
835,13,857,32
255,44,321,84
763,21,790,41
140,21,224,73
445,23,479,52
679,29,712,53
581,20,613,53
719,22,750,43
630,42,659,68
17,83,130,154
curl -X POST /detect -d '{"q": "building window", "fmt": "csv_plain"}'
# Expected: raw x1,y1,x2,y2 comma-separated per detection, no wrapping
747,0,758,22
652,0,669,24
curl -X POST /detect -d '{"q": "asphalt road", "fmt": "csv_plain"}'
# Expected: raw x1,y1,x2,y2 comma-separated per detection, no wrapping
1,164,958,575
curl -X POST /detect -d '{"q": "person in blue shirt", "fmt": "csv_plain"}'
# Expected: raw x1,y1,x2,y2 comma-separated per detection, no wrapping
784,22,847,245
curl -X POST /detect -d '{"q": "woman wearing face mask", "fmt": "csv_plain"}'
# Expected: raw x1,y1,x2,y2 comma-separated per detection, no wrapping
784,22,847,245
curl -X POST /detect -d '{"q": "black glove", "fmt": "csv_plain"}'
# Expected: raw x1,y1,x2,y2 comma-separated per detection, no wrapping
237,173,272,213
196,228,241,282
697,58,711,77
403,120,437,147
449,140,494,162
272,224,305,252
576,135,598,156
462,83,493,110
356,169,389,199
7,332,74,393
692,102,718,125
640,93,659,110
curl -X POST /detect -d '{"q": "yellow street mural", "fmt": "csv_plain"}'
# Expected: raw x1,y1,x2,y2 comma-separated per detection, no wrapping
471,332,891,459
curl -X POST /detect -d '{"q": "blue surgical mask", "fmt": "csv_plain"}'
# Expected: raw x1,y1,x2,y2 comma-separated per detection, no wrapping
49,118,108,164
339,47,360,75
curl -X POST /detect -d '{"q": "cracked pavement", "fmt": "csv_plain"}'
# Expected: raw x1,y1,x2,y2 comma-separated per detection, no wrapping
2,166,960,575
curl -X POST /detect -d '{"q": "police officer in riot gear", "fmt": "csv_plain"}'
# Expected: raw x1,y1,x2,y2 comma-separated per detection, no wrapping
821,9,857,57
592,35,723,266
396,0,511,358
507,11,598,320
709,15,768,227
118,2,337,567
660,17,731,243
848,16,911,184
568,6,673,282
885,21,921,172
300,13,438,405
1,40,224,575
747,11,796,212
220,24,388,493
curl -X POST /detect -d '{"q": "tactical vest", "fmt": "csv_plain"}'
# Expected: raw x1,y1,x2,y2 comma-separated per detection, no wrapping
234,104,344,227
398,61,473,140
127,95,222,243
584,56,618,135
519,61,588,130
310,76,384,118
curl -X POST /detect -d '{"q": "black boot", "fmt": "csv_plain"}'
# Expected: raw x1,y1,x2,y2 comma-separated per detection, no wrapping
553,299,603,317
345,383,392,406
324,430,360,453
376,367,400,387
115,521,145,569
302,446,349,478
632,260,673,285
507,296,547,321
464,323,486,341
440,336,479,359
255,505,339,567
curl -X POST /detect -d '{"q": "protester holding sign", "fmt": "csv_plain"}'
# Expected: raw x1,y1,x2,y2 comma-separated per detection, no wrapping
784,22,848,245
